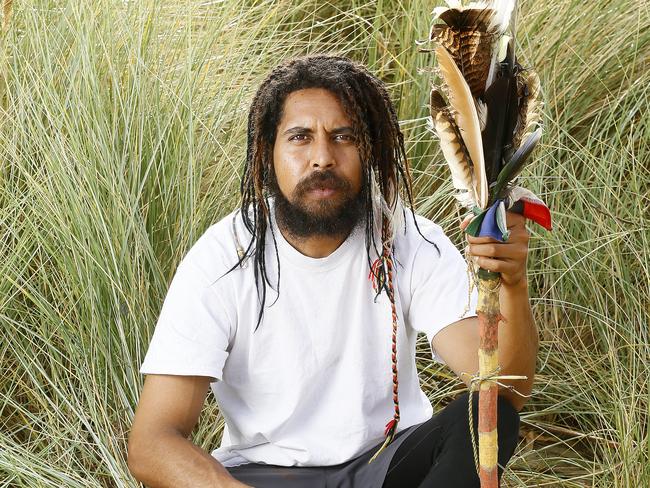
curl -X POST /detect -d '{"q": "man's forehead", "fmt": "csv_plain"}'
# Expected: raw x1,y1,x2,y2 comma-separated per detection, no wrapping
278,88,352,127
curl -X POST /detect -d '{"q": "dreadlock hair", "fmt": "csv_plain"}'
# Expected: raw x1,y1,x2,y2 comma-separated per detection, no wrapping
225,54,439,458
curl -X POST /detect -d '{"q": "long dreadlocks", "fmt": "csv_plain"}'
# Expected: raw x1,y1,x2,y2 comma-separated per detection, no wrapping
225,54,438,460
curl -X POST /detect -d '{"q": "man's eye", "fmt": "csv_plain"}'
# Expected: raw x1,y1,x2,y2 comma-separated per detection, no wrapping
335,134,355,142
289,134,308,141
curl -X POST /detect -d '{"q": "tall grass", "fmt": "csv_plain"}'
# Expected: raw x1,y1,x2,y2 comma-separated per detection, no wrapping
1,0,648,486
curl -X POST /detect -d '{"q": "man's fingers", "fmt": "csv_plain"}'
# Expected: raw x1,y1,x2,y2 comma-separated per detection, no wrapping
460,210,529,286
469,242,527,260
474,256,518,275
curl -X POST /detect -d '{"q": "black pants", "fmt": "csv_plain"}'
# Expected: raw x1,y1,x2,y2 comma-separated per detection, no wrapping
226,392,520,487
382,392,520,488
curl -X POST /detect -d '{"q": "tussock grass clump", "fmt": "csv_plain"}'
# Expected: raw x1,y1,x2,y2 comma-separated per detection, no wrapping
1,1,648,486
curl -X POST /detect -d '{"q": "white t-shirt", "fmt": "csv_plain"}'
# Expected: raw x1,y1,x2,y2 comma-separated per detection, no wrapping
139,200,478,468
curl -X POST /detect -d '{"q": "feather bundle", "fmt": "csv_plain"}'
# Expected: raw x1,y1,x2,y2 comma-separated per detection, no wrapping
426,0,551,235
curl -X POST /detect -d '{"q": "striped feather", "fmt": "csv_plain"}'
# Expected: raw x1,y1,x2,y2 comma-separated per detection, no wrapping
429,88,476,208
433,111,476,207
512,70,543,151
430,6,496,97
435,44,487,208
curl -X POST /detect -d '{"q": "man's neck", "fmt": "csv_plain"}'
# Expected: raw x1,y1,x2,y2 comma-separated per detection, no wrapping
275,219,352,258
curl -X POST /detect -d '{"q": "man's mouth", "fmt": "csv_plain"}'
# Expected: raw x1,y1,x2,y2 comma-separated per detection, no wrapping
305,180,341,193
308,186,338,197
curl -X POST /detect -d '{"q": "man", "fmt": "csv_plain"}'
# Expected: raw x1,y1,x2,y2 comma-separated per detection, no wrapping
127,55,538,488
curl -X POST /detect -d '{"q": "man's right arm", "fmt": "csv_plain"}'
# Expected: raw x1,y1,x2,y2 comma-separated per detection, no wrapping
127,374,252,488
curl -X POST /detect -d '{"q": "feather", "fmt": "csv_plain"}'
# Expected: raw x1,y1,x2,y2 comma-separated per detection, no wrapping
484,1,517,91
492,127,542,197
370,168,405,247
475,98,488,131
481,40,519,193
434,0,462,13
430,5,496,97
429,88,476,207
486,0,516,34
435,44,487,208
429,89,448,117
432,110,477,207
436,7,491,28
512,70,543,150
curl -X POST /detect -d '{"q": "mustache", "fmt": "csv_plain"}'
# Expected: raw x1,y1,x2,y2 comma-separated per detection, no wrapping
296,171,350,193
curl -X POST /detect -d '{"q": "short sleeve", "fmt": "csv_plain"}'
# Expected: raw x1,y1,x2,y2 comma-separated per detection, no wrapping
407,229,478,363
139,259,233,382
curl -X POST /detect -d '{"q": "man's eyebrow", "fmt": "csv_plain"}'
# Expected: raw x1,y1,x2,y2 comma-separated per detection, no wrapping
282,126,355,135
331,126,355,134
282,127,311,135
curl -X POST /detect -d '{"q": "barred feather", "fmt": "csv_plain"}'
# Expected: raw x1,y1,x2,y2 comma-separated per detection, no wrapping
475,98,488,131
432,110,476,208
435,44,487,208
512,70,543,150
430,8,496,98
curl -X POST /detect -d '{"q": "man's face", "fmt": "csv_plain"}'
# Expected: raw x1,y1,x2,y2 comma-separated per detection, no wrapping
270,88,365,238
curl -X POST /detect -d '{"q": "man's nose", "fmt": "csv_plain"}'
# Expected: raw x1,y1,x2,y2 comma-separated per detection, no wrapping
310,136,336,169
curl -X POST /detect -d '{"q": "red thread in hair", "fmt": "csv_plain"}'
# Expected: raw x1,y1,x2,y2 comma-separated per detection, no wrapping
368,257,384,292
384,418,397,436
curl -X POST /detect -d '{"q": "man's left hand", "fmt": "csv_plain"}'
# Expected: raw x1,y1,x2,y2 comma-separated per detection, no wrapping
460,211,530,289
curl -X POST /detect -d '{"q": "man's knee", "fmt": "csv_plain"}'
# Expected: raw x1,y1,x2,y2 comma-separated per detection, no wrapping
496,394,521,447
444,392,520,451
456,392,521,475
408,393,521,487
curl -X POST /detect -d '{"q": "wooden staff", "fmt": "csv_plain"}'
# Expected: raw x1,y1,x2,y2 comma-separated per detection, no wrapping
476,270,501,487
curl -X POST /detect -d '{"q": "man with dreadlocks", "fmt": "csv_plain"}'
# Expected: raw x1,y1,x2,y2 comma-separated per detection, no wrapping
128,55,538,488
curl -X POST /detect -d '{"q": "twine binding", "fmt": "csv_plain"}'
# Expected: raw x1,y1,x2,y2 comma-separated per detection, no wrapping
462,369,530,475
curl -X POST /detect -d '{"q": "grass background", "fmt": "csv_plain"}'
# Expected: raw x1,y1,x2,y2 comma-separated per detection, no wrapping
0,0,648,486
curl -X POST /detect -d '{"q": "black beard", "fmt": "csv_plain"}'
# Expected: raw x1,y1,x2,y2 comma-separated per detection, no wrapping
269,169,366,239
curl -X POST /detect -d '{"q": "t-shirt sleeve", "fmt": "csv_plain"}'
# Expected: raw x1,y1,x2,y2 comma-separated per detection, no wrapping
407,228,478,363
139,259,233,382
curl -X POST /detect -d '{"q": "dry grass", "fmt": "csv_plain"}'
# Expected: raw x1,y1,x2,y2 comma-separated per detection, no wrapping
1,0,648,486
